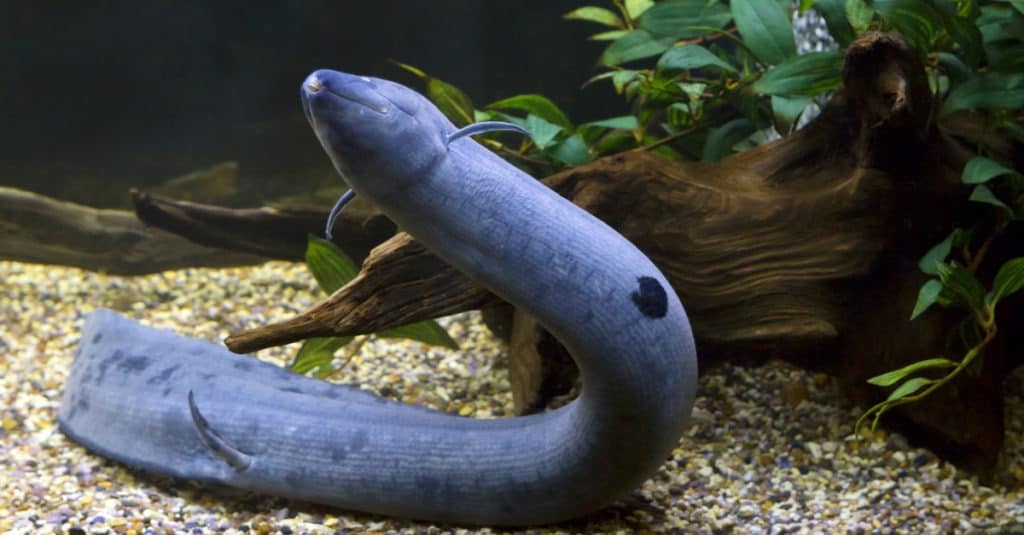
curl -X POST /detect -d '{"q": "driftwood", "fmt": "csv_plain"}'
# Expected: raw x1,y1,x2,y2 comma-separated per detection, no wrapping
131,189,396,265
152,33,1017,474
0,187,266,275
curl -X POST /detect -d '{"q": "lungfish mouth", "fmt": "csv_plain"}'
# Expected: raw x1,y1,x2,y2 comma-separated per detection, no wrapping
302,71,390,117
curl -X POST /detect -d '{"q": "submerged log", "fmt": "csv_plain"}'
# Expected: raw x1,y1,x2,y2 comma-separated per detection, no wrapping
0,187,265,275
222,33,1018,474
131,189,396,265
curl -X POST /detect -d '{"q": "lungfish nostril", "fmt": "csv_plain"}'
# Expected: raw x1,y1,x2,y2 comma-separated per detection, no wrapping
304,75,324,94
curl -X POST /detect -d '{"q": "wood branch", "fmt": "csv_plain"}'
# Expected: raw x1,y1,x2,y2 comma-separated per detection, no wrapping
131,189,396,265
223,33,1020,475
226,233,497,353
0,187,266,275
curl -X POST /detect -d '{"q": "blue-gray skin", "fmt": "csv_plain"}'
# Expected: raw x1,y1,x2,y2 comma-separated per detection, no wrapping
58,70,698,526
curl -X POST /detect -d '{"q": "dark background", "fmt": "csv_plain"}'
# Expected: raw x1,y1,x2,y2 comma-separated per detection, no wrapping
1,1,620,206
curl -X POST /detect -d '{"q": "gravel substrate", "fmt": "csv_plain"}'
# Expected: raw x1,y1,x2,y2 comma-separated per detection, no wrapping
2,259,1023,534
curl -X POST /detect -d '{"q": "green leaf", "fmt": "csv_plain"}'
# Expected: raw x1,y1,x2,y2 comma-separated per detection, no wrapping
990,44,1024,73
393,62,476,127
978,5,1024,43
626,0,656,19
935,52,972,84
523,114,563,149
731,0,797,65
911,279,944,319
874,0,939,52
486,94,573,129
613,70,642,93
640,0,733,39
657,44,738,74
679,81,707,101
799,0,815,14
586,69,646,95
592,132,638,155
564,6,625,28
601,30,674,65
292,336,353,374
845,0,876,31
306,235,358,294
548,134,593,166
814,0,857,46
581,115,639,130
701,118,756,162
753,50,844,96
918,233,954,275
941,73,1024,116
987,257,1024,307
291,352,334,376
969,184,1012,213
936,261,987,311
941,12,985,67
867,357,958,386
589,29,631,41
961,156,1016,185
886,377,935,401
393,62,427,78
426,78,475,127
771,95,812,133
379,321,459,350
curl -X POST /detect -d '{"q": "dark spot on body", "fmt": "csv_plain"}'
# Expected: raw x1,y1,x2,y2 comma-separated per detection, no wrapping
162,387,173,398
631,276,668,318
323,390,341,400
95,350,124,384
147,364,181,385
116,354,151,374
281,387,303,394
330,448,347,462
200,373,215,381
232,361,254,372
91,333,102,344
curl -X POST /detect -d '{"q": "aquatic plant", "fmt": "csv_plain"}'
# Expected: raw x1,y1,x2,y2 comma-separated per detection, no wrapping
394,0,1023,435
292,235,457,378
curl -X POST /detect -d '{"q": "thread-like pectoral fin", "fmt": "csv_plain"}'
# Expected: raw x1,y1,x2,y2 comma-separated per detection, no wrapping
325,189,357,239
446,121,529,147
188,390,252,471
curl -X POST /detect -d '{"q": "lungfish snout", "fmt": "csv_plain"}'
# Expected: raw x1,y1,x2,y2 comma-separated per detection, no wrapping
303,74,324,94
301,69,390,114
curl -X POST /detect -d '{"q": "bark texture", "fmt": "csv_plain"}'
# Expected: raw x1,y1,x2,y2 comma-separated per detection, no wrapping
0,187,265,275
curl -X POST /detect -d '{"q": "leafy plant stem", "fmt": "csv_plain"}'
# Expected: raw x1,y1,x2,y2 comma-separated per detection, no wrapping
480,139,556,167
635,124,705,152
679,26,766,66
677,26,740,47
967,219,1008,274
325,335,371,381
612,0,634,30
854,323,997,436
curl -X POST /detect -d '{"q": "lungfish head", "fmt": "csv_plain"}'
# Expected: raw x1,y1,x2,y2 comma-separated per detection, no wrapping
300,69,448,197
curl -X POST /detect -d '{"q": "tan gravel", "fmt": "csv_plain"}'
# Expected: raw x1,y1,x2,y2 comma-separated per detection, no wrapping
1,260,1022,534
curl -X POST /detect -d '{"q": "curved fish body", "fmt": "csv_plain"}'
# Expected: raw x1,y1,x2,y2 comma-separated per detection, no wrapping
58,70,698,526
